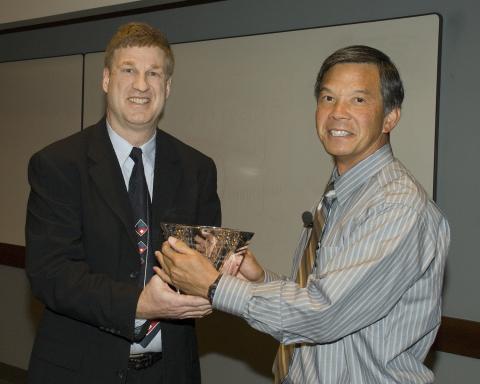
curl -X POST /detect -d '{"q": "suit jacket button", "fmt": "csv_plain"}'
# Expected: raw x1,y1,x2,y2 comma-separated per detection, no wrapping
130,271,139,279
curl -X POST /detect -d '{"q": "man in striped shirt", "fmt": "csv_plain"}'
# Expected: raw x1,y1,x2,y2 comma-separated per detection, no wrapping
157,45,450,383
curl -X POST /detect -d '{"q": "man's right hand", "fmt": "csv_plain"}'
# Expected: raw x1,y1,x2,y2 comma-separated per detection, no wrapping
237,249,265,283
136,274,212,320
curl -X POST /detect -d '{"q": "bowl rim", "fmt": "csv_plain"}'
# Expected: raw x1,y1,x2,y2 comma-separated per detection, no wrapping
159,222,254,236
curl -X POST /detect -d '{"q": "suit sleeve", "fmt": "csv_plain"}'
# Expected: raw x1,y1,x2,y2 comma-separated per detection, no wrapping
25,150,140,341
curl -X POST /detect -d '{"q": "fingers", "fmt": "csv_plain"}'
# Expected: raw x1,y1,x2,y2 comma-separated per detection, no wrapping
194,234,207,253
177,307,212,319
220,252,243,276
153,265,172,285
168,292,212,319
145,275,212,319
155,250,168,269
154,251,175,286
177,293,210,307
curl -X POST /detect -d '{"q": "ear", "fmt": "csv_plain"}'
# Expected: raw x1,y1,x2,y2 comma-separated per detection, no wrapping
165,77,172,99
382,107,401,134
102,67,110,94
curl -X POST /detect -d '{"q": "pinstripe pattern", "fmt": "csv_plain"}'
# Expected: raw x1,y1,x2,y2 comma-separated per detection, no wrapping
214,145,450,383
276,182,336,382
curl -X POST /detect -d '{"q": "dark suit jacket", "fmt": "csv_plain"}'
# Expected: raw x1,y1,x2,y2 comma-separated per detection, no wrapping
25,119,221,384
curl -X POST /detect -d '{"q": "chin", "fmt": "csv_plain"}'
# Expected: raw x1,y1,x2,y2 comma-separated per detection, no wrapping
323,144,354,157
127,116,155,126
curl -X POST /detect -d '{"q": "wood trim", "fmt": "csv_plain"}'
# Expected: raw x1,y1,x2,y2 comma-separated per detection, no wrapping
0,361,27,383
0,242,479,359
433,316,480,359
0,242,25,268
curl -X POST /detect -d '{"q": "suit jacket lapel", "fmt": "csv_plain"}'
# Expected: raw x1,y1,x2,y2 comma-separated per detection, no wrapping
151,129,182,251
87,120,137,247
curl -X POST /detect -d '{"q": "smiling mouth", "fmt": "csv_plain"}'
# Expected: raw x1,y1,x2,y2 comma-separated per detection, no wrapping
128,97,150,105
329,129,351,137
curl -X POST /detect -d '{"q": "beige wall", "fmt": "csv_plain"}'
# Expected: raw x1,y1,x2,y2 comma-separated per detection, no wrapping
0,55,83,246
0,55,83,368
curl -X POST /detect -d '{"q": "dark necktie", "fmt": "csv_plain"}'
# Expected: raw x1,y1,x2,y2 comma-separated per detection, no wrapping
128,147,153,287
274,182,336,383
129,147,160,347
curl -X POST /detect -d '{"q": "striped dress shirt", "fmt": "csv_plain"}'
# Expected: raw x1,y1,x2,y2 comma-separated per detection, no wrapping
214,144,450,383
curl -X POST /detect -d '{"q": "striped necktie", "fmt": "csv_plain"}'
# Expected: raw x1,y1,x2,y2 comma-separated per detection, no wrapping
274,182,336,383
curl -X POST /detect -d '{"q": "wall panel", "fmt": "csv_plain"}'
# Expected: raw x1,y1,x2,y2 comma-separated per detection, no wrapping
0,55,83,246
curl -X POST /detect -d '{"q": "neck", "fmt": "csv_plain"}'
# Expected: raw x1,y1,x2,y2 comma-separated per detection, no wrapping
107,119,156,147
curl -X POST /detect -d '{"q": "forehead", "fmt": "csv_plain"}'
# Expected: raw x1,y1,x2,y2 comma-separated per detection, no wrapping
111,45,166,66
322,63,381,92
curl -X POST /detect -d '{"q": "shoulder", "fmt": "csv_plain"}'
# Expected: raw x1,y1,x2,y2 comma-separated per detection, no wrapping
28,121,106,184
377,160,426,205
157,129,216,168
30,121,102,164
374,159,446,224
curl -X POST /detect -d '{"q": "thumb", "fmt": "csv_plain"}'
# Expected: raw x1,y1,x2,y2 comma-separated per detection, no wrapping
168,236,192,254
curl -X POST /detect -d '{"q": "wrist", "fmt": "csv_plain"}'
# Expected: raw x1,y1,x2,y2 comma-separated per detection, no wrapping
257,269,266,283
207,273,223,304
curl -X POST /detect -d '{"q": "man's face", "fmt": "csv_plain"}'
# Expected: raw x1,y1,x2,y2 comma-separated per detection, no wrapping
102,45,171,136
315,63,399,174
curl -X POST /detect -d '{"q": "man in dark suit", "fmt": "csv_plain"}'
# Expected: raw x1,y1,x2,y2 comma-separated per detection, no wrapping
25,22,221,384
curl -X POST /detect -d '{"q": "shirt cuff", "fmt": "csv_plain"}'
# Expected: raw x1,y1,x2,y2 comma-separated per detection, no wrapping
263,268,281,282
212,274,252,317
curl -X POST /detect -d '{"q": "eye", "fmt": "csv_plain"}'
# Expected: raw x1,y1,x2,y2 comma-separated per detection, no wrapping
148,71,159,77
120,67,134,74
354,97,366,104
321,95,335,103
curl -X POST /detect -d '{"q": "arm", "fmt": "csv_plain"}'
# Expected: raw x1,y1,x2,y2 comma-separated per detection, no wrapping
25,151,141,340
134,155,222,320
26,150,211,342
212,203,449,345
155,237,277,295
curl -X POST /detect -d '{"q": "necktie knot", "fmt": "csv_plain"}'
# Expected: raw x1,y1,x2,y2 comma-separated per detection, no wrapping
322,181,336,210
130,147,143,163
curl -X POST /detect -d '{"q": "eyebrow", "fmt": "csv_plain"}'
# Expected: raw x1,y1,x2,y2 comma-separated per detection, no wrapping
118,60,135,66
118,60,162,70
318,86,372,95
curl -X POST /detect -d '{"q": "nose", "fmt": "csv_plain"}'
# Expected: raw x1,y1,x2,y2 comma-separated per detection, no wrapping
133,73,149,92
330,100,349,120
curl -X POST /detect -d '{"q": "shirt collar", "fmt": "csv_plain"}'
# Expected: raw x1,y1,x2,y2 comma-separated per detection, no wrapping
330,144,394,205
106,122,156,169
